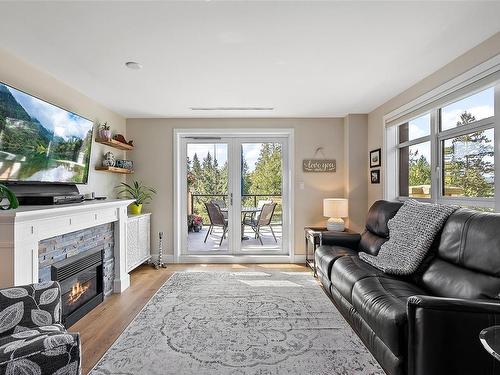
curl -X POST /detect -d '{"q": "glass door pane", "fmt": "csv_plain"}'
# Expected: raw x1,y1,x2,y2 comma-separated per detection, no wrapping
186,142,230,253
239,141,283,252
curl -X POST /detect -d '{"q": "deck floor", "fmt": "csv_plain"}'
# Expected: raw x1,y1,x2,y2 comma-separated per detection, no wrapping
187,225,282,252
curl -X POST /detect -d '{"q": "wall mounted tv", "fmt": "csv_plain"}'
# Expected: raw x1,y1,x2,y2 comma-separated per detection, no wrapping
0,82,93,184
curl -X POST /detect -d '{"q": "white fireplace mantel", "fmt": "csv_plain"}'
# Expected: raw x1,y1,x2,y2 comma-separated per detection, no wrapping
0,199,135,292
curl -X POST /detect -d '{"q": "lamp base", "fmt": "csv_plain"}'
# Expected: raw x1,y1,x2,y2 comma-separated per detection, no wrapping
326,217,345,231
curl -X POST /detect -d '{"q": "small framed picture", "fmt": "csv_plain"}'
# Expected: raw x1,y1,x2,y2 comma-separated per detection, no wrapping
370,148,381,168
371,169,380,184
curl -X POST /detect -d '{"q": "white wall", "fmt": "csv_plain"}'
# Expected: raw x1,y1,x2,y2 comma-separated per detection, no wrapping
126,118,347,259
367,32,500,207
0,48,127,197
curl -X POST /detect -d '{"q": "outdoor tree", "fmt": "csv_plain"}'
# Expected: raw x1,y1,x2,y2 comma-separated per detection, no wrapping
248,143,282,195
407,110,494,198
443,111,494,197
409,151,431,188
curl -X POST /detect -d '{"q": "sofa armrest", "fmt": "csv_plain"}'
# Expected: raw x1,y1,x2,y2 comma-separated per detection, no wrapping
0,282,62,335
320,231,361,250
407,295,500,375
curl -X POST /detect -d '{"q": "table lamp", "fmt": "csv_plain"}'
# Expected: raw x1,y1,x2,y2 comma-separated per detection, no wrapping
323,198,348,231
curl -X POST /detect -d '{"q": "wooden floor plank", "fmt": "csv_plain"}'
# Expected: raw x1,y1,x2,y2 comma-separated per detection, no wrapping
69,263,309,374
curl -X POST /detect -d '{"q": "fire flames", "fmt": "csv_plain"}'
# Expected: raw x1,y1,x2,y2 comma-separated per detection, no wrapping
68,281,90,305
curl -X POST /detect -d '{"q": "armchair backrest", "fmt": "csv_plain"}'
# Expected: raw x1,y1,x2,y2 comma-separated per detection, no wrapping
0,281,61,336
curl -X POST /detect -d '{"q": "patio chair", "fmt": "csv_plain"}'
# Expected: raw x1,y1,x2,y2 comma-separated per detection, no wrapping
246,199,273,223
204,202,228,246
211,199,228,219
243,202,277,245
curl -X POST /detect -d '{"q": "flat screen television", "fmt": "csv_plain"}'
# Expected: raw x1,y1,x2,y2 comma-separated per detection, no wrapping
0,82,93,184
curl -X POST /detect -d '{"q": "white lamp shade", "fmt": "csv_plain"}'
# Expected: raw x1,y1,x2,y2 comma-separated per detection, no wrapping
323,198,348,218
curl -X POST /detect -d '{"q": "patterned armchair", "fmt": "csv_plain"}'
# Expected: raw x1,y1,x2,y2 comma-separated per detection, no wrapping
0,282,81,375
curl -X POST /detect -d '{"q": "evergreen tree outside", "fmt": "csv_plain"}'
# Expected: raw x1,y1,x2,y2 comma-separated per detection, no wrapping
443,111,494,197
407,110,494,199
187,143,283,225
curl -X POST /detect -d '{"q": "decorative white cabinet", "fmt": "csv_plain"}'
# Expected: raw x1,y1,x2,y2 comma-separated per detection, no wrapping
126,213,151,272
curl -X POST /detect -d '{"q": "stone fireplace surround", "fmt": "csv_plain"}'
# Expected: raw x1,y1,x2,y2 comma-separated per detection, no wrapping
0,199,134,292
38,223,115,296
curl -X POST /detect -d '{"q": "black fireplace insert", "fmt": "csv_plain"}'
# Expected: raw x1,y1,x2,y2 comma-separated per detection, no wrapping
51,247,104,327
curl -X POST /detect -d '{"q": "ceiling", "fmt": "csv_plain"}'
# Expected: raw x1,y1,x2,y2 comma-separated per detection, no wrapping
0,1,499,118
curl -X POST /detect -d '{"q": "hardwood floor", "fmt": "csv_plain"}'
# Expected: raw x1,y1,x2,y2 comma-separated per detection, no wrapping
69,263,310,374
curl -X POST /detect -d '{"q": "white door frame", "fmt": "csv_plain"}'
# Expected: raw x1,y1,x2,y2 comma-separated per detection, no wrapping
173,128,295,263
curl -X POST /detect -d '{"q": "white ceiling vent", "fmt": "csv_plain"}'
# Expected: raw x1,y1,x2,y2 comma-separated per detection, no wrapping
190,107,274,111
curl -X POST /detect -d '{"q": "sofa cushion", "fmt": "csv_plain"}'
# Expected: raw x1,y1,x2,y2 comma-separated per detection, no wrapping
417,208,500,299
315,245,357,280
330,256,387,303
420,259,500,300
365,200,403,238
437,209,500,276
0,324,79,367
351,277,426,357
359,200,402,256
359,231,388,256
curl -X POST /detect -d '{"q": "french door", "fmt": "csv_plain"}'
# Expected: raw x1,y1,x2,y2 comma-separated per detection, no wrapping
178,134,290,258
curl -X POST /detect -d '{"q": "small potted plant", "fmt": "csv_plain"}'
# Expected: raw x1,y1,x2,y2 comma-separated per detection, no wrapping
187,214,195,232
98,122,112,140
0,184,19,210
191,215,203,232
115,180,156,215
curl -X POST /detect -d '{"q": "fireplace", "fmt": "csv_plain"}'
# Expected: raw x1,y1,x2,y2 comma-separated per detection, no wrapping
51,247,104,327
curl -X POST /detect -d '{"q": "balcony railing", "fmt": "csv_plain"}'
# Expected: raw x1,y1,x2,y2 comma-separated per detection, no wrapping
189,193,282,224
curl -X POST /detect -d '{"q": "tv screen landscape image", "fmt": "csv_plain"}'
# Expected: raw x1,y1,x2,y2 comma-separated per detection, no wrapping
0,82,93,184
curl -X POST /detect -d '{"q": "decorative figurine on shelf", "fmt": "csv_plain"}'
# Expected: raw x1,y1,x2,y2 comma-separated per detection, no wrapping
98,122,112,140
113,134,134,147
154,231,167,269
102,151,116,167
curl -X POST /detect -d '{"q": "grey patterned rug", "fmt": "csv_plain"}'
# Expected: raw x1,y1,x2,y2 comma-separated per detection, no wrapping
90,271,383,375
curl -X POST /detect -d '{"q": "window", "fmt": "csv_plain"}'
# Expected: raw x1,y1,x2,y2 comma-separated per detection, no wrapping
440,87,494,131
392,85,498,209
442,129,494,198
397,114,431,198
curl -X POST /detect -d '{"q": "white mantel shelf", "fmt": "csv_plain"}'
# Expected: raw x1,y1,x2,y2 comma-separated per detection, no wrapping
0,199,135,292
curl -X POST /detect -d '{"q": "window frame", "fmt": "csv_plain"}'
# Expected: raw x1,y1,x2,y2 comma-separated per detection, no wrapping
395,113,432,200
390,83,499,210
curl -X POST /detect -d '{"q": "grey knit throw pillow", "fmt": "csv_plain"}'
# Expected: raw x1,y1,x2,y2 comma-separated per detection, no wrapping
359,199,457,275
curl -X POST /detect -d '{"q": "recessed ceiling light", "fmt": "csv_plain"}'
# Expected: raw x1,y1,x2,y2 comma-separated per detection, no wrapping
190,107,274,111
125,61,142,70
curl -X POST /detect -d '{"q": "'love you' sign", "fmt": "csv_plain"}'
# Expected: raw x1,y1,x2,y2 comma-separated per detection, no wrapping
302,159,336,172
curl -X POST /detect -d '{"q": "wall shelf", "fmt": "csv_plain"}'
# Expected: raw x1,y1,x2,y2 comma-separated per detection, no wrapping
95,138,134,151
95,166,134,174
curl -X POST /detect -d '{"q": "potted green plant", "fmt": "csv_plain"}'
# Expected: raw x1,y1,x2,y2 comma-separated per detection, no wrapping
116,180,156,215
0,184,19,210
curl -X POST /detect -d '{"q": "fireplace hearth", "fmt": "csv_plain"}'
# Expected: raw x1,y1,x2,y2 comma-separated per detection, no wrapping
51,247,104,327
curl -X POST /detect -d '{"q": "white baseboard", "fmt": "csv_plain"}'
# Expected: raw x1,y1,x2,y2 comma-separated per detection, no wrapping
150,252,306,265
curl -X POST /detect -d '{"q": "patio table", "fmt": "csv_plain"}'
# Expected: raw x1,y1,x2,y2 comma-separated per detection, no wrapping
220,207,261,240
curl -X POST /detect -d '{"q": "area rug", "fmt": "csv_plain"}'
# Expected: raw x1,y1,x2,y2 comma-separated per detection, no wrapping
90,271,383,375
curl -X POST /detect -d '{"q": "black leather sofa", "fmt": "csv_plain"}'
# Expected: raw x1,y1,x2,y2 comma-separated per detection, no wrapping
315,200,500,375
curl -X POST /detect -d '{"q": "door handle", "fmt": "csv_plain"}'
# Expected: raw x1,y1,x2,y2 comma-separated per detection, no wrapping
230,193,233,206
